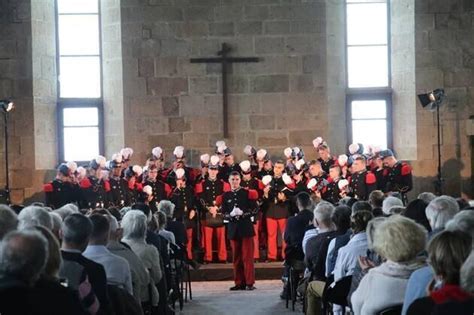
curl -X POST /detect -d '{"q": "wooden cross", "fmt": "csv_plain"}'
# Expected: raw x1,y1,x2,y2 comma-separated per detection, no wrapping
190,43,259,138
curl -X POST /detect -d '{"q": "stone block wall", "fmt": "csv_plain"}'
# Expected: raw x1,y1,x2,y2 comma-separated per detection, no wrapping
413,0,474,196
118,0,329,166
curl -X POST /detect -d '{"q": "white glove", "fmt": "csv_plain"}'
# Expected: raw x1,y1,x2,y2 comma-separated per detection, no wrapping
235,208,244,216
230,208,237,217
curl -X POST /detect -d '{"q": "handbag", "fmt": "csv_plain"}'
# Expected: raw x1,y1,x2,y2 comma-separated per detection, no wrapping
205,211,224,227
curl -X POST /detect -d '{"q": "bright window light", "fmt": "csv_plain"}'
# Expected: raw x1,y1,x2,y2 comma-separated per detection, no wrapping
347,3,388,46
351,100,387,119
347,45,388,88
352,120,388,150
63,108,99,126
58,15,100,56
64,127,100,161
57,0,98,14
59,56,101,98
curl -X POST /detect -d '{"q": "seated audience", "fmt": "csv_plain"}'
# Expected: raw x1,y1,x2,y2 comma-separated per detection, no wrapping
417,192,436,205
305,210,373,314
368,190,384,217
304,202,336,275
324,205,352,278
407,230,472,315
402,195,460,315
83,214,133,294
347,217,386,304
403,199,431,232
17,205,53,230
107,215,157,306
59,213,110,314
382,196,403,216
446,210,474,239
285,192,314,262
159,200,187,253
156,210,176,245
121,210,163,302
352,215,427,315
351,201,372,214
0,205,18,240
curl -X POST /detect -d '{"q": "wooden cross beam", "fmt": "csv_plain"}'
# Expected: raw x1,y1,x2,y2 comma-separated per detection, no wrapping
190,43,259,138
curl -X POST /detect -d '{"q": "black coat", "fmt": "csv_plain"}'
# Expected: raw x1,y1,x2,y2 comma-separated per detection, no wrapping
284,209,314,260
43,179,79,209
220,188,258,240
108,176,130,207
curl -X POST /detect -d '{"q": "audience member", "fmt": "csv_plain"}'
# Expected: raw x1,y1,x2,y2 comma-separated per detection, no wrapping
407,230,472,315
351,201,371,214
352,215,427,315
368,190,384,217
417,192,436,205
285,192,314,262
325,205,352,278
18,205,53,230
403,199,431,232
0,205,18,240
155,210,176,245
83,214,133,294
382,196,403,216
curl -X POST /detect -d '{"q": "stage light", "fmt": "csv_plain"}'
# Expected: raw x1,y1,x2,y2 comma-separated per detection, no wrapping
0,100,14,113
417,89,445,110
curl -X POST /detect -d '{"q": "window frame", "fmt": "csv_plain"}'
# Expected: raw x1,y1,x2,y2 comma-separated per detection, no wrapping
55,0,104,163
344,0,393,150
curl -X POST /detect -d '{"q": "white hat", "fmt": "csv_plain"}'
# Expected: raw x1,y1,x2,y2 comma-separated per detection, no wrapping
283,147,293,159
215,140,226,148
152,147,163,160
173,146,185,159
262,175,272,186
132,165,143,177
209,155,220,169
143,185,153,196
66,161,78,173
77,166,86,177
243,145,255,157
307,178,317,190
256,149,268,161
111,153,123,163
239,160,251,173
200,154,210,166
295,159,306,171
338,154,348,166
312,137,323,148
282,173,293,185
120,147,134,160
338,179,349,190
175,168,185,180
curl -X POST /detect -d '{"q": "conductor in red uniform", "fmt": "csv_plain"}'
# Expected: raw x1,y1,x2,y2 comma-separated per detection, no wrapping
219,171,259,291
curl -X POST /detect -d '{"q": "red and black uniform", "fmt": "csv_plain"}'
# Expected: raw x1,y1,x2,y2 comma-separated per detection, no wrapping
219,188,259,287
257,168,273,180
126,181,143,205
322,177,341,205
43,179,79,209
318,156,336,174
170,185,198,259
79,176,110,209
108,176,130,207
264,176,294,260
349,171,377,201
384,161,413,194
241,177,265,260
144,179,172,212
374,167,388,191
165,167,198,188
195,178,231,262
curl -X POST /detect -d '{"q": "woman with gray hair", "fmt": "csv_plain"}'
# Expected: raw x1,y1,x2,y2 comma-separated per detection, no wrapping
352,215,427,315
158,200,175,218
121,210,162,303
17,205,53,230
425,195,459,234
155,211,175,245
445,210,474,241
382,196,403,215
0,205,18,240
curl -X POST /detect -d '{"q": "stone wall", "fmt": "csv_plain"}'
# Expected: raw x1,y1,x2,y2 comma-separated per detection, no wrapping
118,0,329,166
413,0,474,196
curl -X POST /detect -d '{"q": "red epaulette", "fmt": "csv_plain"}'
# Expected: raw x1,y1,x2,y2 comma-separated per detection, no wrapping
327,177,334,184
223,181,231,192
257,179,265,191
401,163,412,176
194,181,204,194
80,178,92,189
215,195,223,206
164,182,172,197
43,183,54,193
248,189,259,200
104,180,111,192
365,172,377,185
383,168,390,176
136,183,143,192
286,181,296,190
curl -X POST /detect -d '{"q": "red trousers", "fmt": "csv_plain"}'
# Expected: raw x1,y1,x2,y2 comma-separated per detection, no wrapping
266,217,287,260
186,228,193,260
203,225,227,262
200,220,206,249
253,223,259,259
230,237,255,286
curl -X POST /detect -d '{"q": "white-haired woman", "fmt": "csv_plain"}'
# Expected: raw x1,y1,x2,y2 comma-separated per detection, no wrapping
351,215,427,315
121,210,162,303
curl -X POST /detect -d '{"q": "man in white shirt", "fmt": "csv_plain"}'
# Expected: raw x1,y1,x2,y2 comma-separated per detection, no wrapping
83,213,133,295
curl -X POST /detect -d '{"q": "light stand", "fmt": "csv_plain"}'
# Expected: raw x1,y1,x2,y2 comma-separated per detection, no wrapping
0,100,14,205
418,89,446,195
